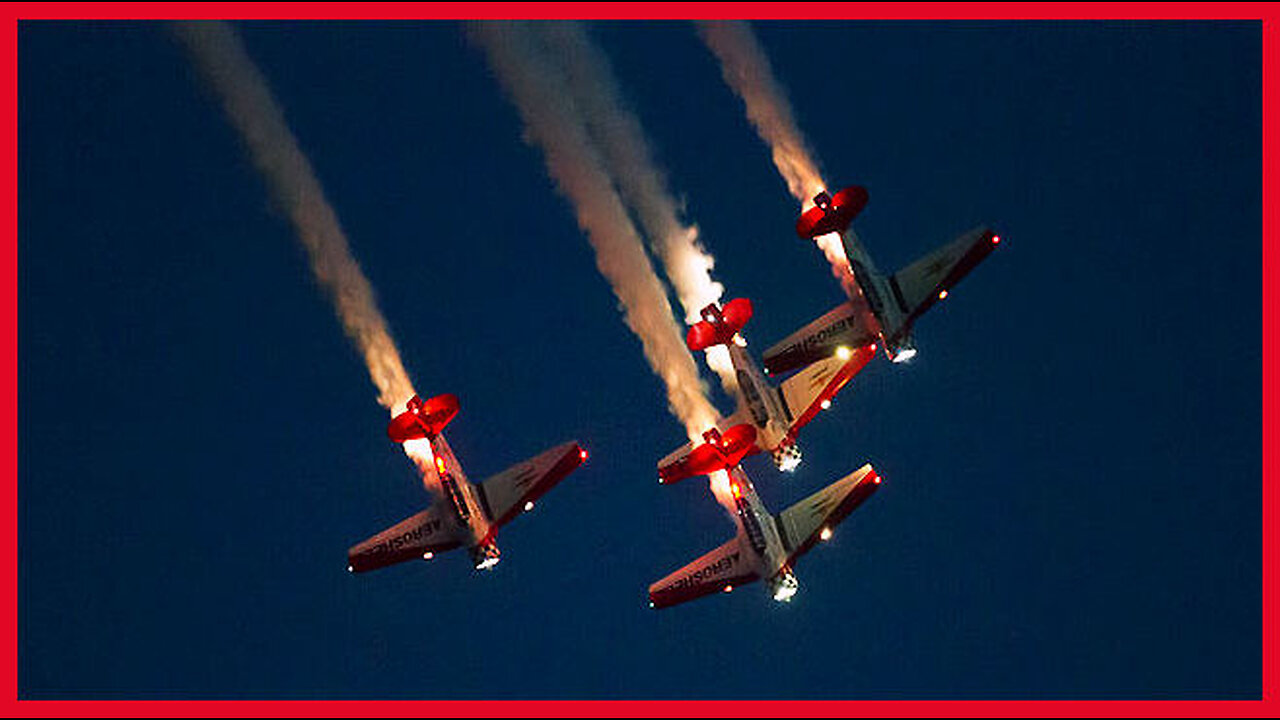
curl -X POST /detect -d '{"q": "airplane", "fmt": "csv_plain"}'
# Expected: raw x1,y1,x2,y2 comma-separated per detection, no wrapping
763,185,1000,375
656,297,876,483
648,424,881,608
347,393,587,573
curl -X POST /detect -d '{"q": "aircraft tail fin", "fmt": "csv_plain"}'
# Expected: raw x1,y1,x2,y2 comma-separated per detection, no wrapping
387,393,460,443
657,420,759,485
687,298,754,352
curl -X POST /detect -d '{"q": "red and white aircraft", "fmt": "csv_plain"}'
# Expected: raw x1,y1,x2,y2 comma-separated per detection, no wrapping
649,425,881,608
347,393,587,573
764,185,1000,374
657,297,875,483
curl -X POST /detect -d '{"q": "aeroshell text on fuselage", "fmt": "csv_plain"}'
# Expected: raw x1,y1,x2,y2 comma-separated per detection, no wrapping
660,551,742,593
360,518,444,558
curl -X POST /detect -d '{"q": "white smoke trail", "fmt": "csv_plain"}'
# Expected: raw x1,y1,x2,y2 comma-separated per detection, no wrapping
697,20,859,297
471,21,721,450
536,22,739,399
174,21,436,476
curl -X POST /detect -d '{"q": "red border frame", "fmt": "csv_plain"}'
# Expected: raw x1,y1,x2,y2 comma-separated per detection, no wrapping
3,3,1273,715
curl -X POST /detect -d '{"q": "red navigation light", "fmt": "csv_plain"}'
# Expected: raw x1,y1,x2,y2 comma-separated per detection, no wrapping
579,447,589,462
992,234,1001,245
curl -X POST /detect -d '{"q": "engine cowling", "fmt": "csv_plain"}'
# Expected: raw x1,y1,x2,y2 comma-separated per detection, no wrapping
469,539,501,571
387,393,460,442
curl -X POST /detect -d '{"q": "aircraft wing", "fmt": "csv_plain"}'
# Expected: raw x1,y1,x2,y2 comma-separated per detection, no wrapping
347,503,468,573
649,534,761,609
762,300,878,377
778,343,876,438
890,226,998,329
657,409,752,485
476,441,586,528
776,464,880,566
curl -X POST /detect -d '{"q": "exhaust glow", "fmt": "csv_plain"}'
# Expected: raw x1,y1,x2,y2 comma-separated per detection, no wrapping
708,469,735,508
813,232,860,299
892,347,917,364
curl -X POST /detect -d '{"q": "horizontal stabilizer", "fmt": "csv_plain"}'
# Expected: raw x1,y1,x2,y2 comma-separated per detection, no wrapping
658,422,759,485
889,226,999,328
387,393,460,443
796,186,869,239
687,298,754,352
347,503,467,573
649,535,760,609
776,464,881,565
476,441,586,528
657,410,748,483
762,301,878,377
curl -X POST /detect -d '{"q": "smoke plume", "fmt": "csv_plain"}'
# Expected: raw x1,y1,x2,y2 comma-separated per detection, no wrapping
471,22,720,445
174,21,435,476
698,20,859,296
534,22,739,398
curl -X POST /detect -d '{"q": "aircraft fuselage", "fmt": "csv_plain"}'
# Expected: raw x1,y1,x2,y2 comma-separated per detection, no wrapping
837,227,915,362
425,434,501,569
726,342,792,459
723,465,799,601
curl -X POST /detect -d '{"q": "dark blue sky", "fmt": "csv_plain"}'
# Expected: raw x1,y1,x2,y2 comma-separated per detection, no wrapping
19,20,1259,699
